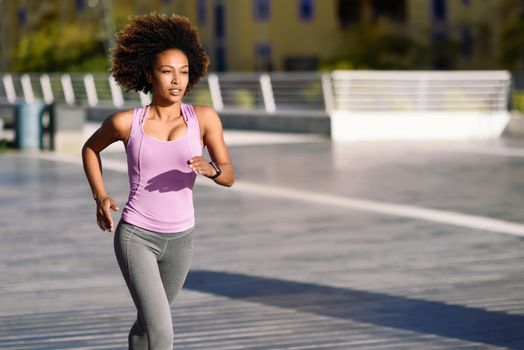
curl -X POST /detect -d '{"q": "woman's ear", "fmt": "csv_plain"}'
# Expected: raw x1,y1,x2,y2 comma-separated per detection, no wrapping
146,71,153,84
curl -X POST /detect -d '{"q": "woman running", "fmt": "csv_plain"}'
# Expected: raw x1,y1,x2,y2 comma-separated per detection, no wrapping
82,13,235,349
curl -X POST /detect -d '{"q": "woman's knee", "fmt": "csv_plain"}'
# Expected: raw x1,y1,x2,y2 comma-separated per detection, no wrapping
149,325,174,349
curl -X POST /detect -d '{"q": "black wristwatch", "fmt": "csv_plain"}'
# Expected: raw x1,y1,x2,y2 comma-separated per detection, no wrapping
207,161,222,179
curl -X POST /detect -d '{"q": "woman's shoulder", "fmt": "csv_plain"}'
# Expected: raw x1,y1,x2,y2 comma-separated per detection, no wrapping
194,106,222,134
192,105,221,131
101,108,134,137
106,109,134,126
110,108,134,120
192,105,219,122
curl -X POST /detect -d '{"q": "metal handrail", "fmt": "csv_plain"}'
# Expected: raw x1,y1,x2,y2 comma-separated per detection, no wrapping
0,71,511,114
331,70,511,112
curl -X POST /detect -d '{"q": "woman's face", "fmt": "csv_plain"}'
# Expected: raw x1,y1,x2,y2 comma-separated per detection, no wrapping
148,49,189,103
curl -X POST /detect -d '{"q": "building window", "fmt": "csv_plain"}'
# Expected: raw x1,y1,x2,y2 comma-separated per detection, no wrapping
18,7,27,27
254,0,270,21
373,0,406,21
431,31,453,69
197,0,207,24
284,56,319,71
214,4,225,39
76,0,85,11
461,27,473,58
338,0,361,27
255,43,272,71
299,0,314,21
432,0,447,22
215,46,226,72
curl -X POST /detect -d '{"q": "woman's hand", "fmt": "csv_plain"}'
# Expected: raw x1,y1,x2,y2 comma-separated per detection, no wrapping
82,111,131,232
188,156,217,177
95,196,119,232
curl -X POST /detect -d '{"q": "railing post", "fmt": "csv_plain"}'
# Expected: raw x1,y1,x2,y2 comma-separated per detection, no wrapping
321,73,334,113
21,74,35,103
207,73,223,111
3,74,16,103
61,74,75,105
109,75,124,107
40,74,54,104
84,74,99,107
260,73,275,113
502,77,511,111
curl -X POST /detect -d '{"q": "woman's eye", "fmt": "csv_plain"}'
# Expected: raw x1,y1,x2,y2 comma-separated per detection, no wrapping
181,71,188,75
162,71,171,74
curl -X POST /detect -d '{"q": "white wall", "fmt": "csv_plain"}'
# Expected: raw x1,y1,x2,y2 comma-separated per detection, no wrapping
331,111,511,141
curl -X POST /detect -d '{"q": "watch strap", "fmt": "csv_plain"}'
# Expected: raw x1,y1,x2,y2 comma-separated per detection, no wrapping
208,161,222,179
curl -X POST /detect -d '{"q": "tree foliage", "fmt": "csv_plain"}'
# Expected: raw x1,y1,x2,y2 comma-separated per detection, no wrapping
324,19,429,70
15,21,108,72
497,0,524,70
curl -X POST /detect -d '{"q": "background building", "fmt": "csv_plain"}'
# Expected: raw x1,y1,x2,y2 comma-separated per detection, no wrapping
0,0,518,72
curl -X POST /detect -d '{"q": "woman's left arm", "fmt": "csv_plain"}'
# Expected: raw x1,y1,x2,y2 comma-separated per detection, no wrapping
188,106,235,187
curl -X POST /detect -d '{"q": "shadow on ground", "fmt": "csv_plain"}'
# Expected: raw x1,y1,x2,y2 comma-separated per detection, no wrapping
186,270,524,349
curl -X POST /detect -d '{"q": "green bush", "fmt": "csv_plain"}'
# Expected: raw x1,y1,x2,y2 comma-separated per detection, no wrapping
323,19,429,70
498,0,524,70
15,21,108,72
513,90,524,113
190,88,212,106
0,139,13,153
234,89,255,108
301,82,322,104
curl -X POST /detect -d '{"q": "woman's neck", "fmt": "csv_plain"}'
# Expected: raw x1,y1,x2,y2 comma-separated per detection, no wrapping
148,103,183,122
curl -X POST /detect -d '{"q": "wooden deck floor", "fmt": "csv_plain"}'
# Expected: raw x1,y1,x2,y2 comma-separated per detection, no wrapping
1,136,524,349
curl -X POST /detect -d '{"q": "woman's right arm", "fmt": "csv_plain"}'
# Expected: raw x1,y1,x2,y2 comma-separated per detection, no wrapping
81,111,132,232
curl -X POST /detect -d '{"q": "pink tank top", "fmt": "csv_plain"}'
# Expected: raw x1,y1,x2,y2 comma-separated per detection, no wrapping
121,103,203,233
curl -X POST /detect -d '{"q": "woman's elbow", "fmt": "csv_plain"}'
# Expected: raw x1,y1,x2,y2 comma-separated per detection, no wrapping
81,141,101,162
81,142,94,158
222,173,235,187
225,177,235,187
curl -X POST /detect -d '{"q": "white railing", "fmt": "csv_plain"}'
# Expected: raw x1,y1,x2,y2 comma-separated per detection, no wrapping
0,72,328,113
331,70,511,112
0,70,514,141
329,70,512,141
1,70,510,114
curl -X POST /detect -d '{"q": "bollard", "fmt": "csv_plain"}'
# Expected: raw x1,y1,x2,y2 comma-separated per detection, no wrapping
14,101,46,150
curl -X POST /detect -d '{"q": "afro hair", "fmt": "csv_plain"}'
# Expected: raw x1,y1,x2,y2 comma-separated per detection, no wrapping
111,13,210,94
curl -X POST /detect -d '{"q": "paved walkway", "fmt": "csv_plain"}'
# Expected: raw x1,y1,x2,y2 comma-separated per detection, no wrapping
1,133,524,349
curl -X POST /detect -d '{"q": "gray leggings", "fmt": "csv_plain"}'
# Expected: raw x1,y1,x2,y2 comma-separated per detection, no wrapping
114,220,194,350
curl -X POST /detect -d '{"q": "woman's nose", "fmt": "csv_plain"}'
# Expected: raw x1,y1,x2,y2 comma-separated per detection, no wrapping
171,73,179,84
